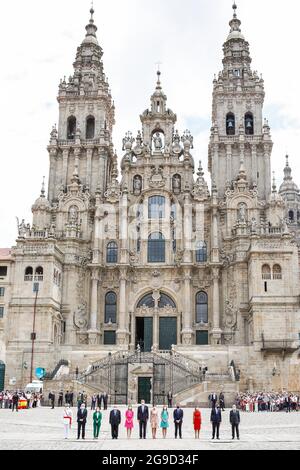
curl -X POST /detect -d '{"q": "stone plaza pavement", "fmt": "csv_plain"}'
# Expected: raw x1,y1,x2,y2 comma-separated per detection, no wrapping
0,406,300,450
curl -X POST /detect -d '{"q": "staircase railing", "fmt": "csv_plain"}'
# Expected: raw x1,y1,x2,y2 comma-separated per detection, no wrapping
43,359,69,380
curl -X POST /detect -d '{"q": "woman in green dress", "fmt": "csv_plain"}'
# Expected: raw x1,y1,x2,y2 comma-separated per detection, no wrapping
93,407,102,439
160,405,169,439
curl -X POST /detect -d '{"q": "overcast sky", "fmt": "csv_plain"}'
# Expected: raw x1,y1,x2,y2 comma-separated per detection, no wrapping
1,0,300,247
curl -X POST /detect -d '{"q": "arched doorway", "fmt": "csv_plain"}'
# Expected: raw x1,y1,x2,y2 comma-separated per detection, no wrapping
0,361,5,391
135,292,178,351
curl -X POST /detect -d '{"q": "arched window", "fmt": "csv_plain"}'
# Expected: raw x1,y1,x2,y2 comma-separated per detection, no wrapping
137,294,155,309
158,294,176,309
105,292,117,324
67,116,76,140
196,242,208,263
245,112,254,135
148,196,165,219
262,264,271,280
35,267,44,281
148,232,165,263
273,264,282,280
86,116,95,139
226,113,235,136
24,267,33,281
289,210,295,222
196,292,208,324
107,242,118,264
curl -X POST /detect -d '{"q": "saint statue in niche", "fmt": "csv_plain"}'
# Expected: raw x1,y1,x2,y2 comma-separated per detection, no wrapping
238,203,247,223
133,176,142,195
172,174,181,194
69,205,79,224
153,132,163,151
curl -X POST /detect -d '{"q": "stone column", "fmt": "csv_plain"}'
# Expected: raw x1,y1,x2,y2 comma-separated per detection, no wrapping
88,269,100,345
251,145,257,185
211,267,222,345
86,148,93,190
152,290,160,351
129,311,136,351
62,149,69,187
116,268,129,348
226,143,232,184
181,268,193,345
48,149,57,202
183,193,192,263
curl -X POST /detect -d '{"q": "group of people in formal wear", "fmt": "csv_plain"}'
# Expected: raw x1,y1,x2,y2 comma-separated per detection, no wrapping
0,390,42,410
235,392,300,413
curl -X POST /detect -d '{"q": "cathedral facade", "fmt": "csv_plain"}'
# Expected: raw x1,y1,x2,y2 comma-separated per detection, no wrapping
3,5,300,395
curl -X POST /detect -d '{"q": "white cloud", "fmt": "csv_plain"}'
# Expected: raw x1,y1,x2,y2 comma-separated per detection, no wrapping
0,0,300,246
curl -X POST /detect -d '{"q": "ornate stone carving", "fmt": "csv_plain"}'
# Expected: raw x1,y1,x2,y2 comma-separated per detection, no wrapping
149,166,166,189
74,302,88,330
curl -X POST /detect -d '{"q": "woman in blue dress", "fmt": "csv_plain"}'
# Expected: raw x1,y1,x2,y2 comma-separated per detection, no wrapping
160,405,169,439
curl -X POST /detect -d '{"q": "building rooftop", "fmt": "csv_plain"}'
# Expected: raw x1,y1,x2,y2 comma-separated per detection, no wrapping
0,249,12,260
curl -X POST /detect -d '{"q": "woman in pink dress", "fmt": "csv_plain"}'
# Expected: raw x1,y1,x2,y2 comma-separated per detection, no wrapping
125,405,134,439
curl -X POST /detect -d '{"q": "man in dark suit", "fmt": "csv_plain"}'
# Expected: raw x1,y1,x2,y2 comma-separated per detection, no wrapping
173,405,184,439
109,406,121,439
77,403,88,440
103,392,109,410
137,400,149,439
219,392,225,411
69,391,74,407
167,391,173,408
209,393,218,409
12,392,19,412
230,405,240,440
49,391,55,409
211,404,222,440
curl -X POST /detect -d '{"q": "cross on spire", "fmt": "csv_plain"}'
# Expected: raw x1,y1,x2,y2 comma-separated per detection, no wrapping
233,1,238,17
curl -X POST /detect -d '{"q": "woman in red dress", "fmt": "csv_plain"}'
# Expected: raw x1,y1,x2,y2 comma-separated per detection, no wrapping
193,407,202,439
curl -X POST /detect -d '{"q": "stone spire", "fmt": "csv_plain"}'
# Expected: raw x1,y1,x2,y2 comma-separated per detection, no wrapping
150,70,168,115
279,155,300,194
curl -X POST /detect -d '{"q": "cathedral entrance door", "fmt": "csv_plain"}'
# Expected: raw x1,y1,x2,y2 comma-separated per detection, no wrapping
138,377,152,404
159,318,177,350
136,318,153,352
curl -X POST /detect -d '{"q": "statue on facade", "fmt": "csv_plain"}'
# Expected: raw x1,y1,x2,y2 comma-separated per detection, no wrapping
69,205,79,224
153,132,163,151
172,174,181,194
133,176,142,195
238,203,247,223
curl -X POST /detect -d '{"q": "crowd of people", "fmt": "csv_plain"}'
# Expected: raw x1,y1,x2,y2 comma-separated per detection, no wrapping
0,391,43,410
235,392,300,413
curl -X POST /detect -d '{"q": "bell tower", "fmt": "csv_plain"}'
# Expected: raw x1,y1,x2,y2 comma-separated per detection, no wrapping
47,7,115,203
208,2,273,201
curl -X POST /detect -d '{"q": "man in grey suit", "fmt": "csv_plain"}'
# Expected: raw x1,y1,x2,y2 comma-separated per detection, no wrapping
230,405,240,440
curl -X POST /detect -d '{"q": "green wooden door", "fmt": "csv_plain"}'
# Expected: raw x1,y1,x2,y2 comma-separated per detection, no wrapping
138,377,151,404
159,317,177,351
0,362,5,391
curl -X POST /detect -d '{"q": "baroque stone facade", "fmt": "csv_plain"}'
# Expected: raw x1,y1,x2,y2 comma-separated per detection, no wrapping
2,5,300,393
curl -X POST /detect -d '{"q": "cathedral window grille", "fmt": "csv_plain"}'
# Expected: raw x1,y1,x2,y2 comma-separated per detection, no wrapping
0,267,7,277
226,113,235,135
148,232,166,263
86,116,95,139
106,241,118,264
262,264,271,280
245,112,254,135
273,265,282,280
196,292,208,324
67,116,76,140
137,294,155,309
35,267,44,282
0,288,4,297
0,307,4,319
24,267,33,282
105,292,117,324
148,196,166,219
158,294,176,309
196,242,208,263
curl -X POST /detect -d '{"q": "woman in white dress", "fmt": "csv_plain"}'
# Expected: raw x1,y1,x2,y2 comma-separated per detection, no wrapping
63,405,73,439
